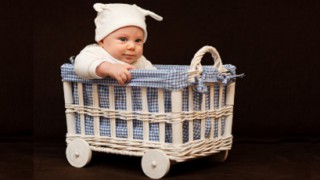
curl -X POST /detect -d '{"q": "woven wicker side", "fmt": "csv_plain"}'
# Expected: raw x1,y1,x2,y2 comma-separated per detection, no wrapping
126,87,133,140
141,87,149,141
92,84,100,137
218,82,224,137
77,83,85,136
200,92,206,139
171,90,183,144
63,81,76,135
209,84,215,139
109,85,116,138
226,82,236,106
158,89,165,143
224,82,236,137
188,86,194,142
66,135,233,162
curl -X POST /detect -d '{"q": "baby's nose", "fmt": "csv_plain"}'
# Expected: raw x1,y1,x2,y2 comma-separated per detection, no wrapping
127,41,136,49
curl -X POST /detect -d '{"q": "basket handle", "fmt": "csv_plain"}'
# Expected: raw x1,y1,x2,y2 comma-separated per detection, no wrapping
189,46,228,73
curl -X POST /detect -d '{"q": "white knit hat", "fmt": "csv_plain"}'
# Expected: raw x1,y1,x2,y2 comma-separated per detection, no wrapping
93,3,163,42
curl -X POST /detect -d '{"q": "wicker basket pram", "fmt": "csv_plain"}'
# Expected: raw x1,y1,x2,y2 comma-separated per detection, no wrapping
61,46,241,179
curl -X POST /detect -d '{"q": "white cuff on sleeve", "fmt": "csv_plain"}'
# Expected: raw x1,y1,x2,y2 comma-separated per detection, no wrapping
88,59,106,79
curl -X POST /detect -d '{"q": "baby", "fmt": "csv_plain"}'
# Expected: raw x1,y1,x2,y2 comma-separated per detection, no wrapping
74,3,163,85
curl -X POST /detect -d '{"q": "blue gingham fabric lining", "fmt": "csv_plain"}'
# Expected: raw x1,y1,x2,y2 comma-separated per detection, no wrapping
61,64,237,90
62,63,235,143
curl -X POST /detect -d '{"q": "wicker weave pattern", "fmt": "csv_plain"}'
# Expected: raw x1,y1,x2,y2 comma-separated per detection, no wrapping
66,135,232,162
62,48,239,162
64,81,230,143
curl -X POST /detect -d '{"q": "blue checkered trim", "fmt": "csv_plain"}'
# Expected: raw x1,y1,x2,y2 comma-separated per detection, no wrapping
61,64,237,90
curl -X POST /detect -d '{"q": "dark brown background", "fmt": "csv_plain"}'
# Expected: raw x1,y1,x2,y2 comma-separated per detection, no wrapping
1,0,319,179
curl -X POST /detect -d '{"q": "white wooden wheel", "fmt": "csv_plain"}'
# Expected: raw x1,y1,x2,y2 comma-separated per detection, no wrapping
66,139,92,168
141,149,170,179
211,150,229,162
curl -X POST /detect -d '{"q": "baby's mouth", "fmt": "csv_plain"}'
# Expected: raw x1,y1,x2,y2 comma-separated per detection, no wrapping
123,54,136,58
122,54,137,64
123,54,136,61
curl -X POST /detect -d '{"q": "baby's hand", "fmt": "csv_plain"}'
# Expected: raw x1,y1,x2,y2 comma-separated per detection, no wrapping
96,62,135,85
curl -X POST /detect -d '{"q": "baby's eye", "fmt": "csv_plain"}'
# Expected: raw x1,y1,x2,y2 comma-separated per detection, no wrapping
119,37,127,42
135,39,143,43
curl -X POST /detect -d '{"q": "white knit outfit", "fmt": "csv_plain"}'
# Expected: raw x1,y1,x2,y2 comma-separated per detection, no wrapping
74,44,156,79
74,3,162,79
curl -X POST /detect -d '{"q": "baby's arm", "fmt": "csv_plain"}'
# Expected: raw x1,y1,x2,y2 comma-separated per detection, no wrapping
96,62,135,85
74,44,135,85
74,45,106,79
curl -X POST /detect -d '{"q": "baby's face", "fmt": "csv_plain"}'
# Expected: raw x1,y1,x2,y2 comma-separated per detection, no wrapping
99,26,144,64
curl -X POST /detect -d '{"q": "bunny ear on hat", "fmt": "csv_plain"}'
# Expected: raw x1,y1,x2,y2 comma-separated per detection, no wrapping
94,3,163,21
93,3,107,12
133,4,163,21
